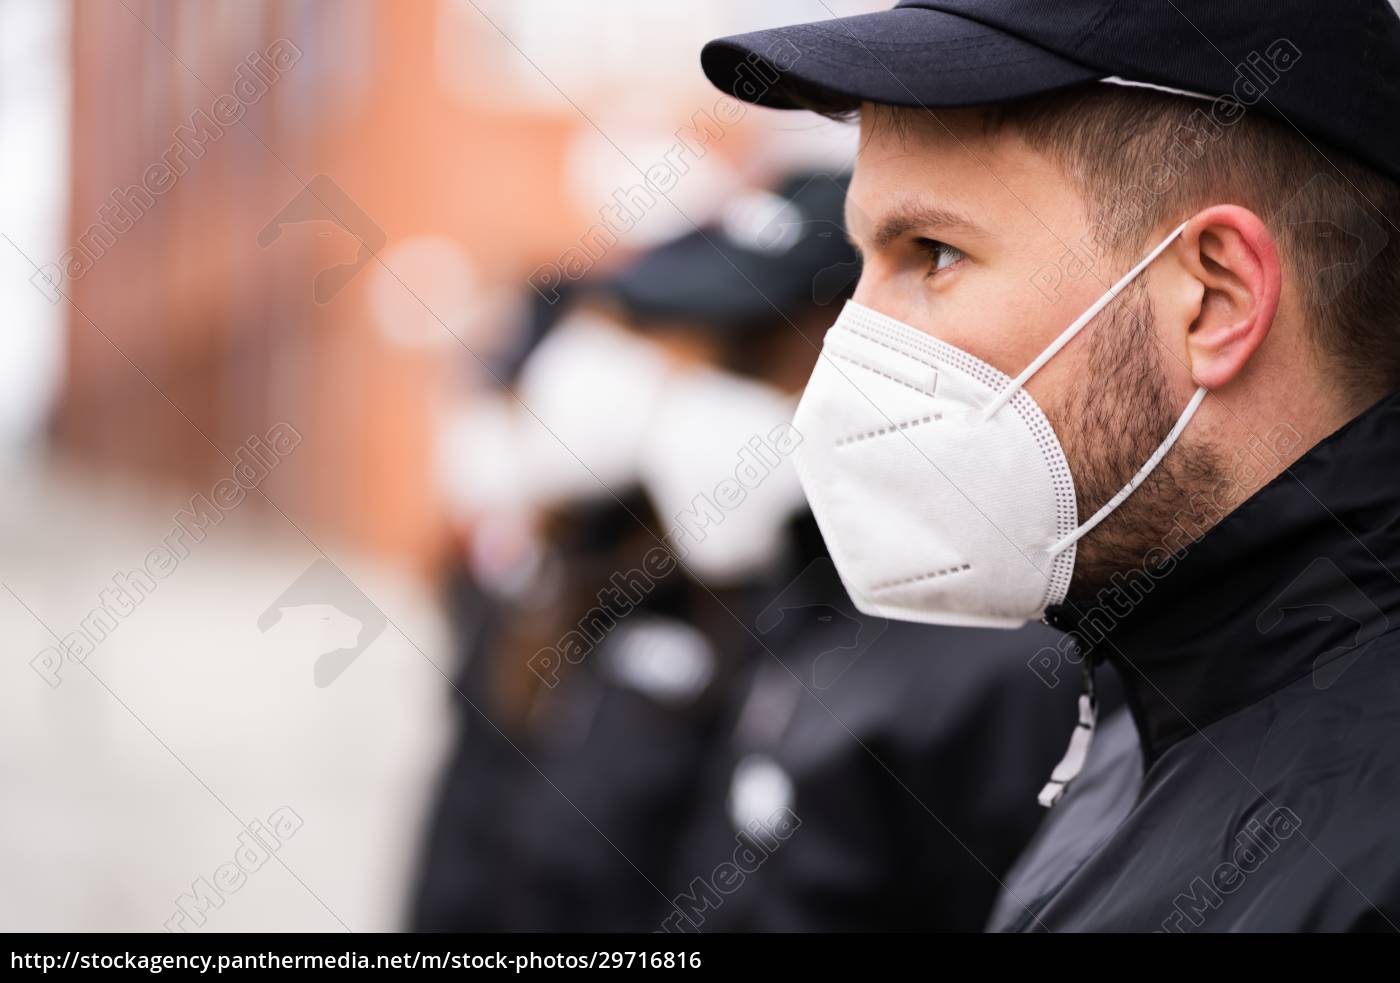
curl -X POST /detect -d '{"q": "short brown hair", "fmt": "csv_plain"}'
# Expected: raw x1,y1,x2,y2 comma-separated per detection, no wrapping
793,83,1400,396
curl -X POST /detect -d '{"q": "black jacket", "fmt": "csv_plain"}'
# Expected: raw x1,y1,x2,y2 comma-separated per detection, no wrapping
991,391,1400,933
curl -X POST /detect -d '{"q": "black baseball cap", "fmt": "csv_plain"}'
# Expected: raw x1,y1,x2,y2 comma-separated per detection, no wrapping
701,0,1400,186
598,170,859,332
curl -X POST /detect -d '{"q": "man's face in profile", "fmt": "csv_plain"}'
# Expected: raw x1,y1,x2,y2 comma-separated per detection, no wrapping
842,105,1214,599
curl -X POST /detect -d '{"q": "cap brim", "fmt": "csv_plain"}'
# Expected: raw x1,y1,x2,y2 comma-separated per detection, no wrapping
702,6,1100,111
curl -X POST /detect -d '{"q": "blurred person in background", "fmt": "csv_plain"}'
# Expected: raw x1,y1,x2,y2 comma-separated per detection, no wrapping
412,270,775,931
412,171,1081,932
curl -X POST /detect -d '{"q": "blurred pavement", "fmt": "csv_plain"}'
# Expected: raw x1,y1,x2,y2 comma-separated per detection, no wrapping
0,455,451,932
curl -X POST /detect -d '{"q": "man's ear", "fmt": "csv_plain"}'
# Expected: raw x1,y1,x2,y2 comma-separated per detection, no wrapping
1174,205,1282,390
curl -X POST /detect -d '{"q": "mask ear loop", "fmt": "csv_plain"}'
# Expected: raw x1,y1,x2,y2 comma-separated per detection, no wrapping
978,222,1190,424
968,222,1204,556
1047,385,1207,556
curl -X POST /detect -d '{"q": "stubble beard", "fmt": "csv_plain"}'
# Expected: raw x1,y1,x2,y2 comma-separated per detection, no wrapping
1058,282,1225,608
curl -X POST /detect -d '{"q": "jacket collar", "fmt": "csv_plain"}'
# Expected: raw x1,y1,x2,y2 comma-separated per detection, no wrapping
1046,390,1400,766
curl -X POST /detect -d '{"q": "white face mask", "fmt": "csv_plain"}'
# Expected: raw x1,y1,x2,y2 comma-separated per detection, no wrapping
513,311,673,505
441,312,806,584
637,366,806,586
437,392,530,518
792,223,1205,628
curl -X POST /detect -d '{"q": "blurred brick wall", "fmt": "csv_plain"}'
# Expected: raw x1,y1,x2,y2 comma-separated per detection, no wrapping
58,0,602,569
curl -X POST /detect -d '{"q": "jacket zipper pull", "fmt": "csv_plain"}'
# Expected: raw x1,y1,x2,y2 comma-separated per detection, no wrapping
1037,653,1098,808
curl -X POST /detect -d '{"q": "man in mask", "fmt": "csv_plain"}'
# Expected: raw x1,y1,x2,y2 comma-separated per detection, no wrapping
701,1,1400,931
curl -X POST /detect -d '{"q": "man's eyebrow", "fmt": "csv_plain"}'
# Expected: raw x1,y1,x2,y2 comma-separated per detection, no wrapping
866,200,989,250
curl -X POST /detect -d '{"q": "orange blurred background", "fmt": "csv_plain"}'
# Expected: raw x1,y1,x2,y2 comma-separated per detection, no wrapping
54,0,863,570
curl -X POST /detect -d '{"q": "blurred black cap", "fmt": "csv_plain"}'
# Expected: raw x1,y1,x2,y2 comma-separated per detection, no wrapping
491,276,579,385
601,171,859,332
701,0,1400,187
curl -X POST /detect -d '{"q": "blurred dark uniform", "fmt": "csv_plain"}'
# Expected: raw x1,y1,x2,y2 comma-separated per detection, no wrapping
410,560,515,931
413,488,773,931
664,515,1081,932
410,172,1082,932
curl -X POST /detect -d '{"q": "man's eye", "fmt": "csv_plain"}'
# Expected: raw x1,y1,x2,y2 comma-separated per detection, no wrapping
917,238,965,276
